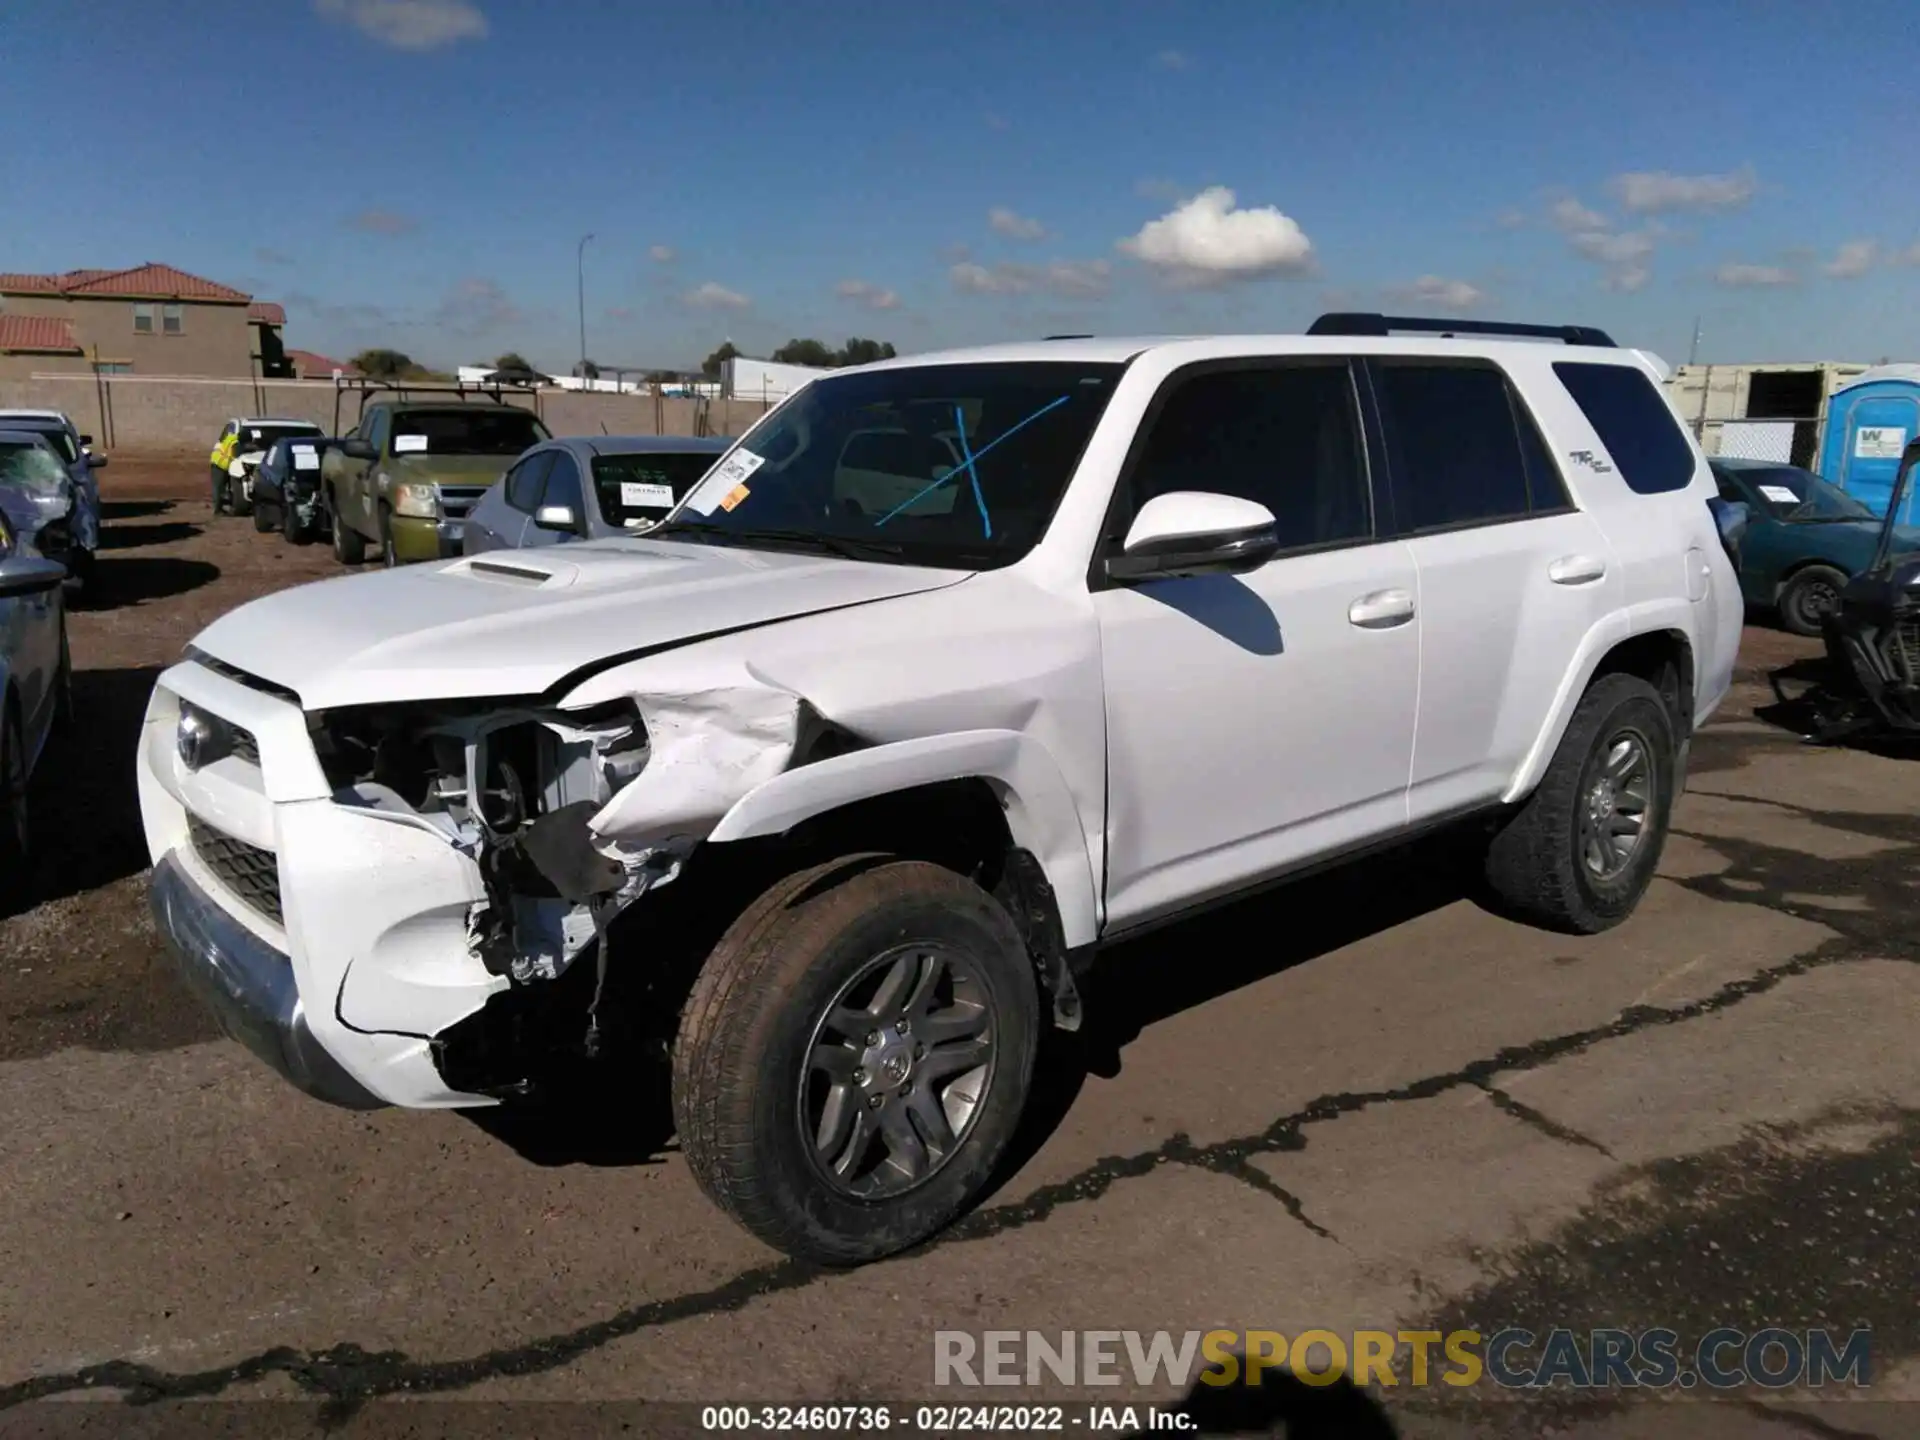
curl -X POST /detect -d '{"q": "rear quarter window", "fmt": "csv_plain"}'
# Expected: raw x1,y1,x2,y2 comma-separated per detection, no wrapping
1553,361,1697,495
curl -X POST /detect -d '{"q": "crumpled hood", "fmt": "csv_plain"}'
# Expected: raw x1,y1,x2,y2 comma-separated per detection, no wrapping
189,539,972,710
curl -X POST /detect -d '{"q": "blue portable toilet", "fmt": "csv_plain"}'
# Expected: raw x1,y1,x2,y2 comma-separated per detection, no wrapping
1819,365,1920,520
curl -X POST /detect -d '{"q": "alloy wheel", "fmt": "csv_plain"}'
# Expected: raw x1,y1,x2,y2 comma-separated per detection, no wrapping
1579,726,1656,881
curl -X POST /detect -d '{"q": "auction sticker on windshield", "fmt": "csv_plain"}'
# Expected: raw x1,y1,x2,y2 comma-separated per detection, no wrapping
293,448,320,470
684,448,764,515
620,481,675,509
394,434,428,453
1758,484,1800,504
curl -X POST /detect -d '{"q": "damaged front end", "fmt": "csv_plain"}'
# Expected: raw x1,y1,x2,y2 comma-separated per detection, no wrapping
307,680,814,1091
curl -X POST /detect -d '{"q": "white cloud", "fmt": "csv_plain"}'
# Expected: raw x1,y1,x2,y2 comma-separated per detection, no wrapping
949,259,1111,299
1822,240,1879,279
315,0,487,50
1117,186,1313,286
1389,275,1487,310
1154,49,1191,70
1714,261,1797,288
1608,166,1756,215
988,207,1048,241
836,279,901,310
648,244,676,263
684,281,749,310
1548,196,1609,233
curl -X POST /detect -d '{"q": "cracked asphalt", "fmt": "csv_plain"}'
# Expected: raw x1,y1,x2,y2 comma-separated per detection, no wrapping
4,467,1919,1437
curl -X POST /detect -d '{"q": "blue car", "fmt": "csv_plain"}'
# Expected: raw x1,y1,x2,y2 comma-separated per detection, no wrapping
1710,456,1920,635
0,498,70,908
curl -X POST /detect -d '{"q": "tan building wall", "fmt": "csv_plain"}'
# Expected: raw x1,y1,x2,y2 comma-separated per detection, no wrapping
0,374,774,454
0,352,92,381
1,293,255,376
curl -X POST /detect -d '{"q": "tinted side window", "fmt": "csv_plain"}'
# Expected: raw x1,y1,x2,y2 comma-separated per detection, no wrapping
1553,361,1696,495
542,452,584,513
1373,361,1530,531
1512,390,1573,512
504,452,554,512
365,408,391,454
1130,362,1371,550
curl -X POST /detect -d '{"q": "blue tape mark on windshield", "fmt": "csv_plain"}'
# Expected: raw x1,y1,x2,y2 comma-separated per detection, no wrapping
872,393,1071,529
953,403,990,538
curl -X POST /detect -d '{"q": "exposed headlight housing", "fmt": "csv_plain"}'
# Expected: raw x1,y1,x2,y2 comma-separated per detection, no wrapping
228,459,248,477
391,482,439,519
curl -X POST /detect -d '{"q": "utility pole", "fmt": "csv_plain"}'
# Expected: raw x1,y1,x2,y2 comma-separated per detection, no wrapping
1688,316,1702,367
577,233,594,386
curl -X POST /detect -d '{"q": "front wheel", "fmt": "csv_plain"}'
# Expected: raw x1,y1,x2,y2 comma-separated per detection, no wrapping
283,498,311,545
1484,673,1677,935
252,499,276,534
673,857,1040,1266
379,505,399,567
330,491,366,564
1778,564,1847,638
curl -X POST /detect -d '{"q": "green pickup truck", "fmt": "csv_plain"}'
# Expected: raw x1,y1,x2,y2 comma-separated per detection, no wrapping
324,397,550,565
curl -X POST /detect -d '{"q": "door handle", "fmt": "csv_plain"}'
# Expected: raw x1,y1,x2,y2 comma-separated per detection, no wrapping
1348,588,1415,628
1549,554,1607,585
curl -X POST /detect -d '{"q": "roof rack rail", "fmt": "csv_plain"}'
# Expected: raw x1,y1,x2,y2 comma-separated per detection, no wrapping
1306,312,1616,348
1042,333,1093,340
330,374,544,431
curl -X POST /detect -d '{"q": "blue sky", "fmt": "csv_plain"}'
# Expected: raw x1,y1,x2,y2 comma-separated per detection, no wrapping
5,0,1919,371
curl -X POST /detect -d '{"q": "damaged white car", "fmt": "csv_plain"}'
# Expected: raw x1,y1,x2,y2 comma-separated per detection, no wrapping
139,316,1744,1264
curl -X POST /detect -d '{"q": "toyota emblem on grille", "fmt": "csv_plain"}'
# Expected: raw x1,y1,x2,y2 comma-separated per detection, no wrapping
176,706,214,771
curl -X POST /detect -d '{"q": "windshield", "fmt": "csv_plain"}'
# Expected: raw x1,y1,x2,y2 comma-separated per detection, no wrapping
1725,463,1874,521
240,424,321,452
592,451,723,527
0,442,70,491
657,361,1124,567
392,408,548,457
18,426,79,464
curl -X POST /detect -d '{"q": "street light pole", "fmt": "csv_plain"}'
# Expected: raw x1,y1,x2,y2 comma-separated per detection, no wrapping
577,232,595,385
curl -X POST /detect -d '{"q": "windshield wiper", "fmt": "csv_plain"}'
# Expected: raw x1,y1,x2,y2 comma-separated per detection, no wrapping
656,521,906,561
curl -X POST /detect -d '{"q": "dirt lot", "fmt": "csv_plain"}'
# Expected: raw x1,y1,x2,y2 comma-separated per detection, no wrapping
2,460,1917,1437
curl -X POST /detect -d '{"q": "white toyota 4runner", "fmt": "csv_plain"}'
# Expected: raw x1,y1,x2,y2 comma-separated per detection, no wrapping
138,315,1748,1265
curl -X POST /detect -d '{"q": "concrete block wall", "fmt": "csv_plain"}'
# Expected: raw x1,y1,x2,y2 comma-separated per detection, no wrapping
0,374,773,455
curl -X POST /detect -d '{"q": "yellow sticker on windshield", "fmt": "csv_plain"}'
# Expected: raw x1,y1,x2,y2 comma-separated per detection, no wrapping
719,483,750,512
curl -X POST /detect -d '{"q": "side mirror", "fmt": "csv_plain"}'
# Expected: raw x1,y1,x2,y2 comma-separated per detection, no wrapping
1105,491,1281,583
1706,496,1750,566
343,438,378,461
78,434,94,446
0,555,67,598
86,454,108,469
534,503,581,534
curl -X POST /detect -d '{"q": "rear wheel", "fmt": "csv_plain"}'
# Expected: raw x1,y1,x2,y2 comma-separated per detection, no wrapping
1484,673,1677,935
330,491,366,564
674,857,1040,1265
1778,564,1847,637
251,499,276,533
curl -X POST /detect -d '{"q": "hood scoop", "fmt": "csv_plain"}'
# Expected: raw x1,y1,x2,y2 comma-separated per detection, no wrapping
450,556,577,588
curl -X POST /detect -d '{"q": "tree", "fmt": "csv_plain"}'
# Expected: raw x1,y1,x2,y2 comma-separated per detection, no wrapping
836,337,897,367
350,348,414,379
493,352,533,372
770,338,837,368
574,359,600,380
702,341,742,377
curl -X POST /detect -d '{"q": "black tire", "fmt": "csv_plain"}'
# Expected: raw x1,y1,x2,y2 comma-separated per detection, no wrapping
331,492,366,564
379,505,399,567
0,701,29,912
673,857,1040,1266
252,499,276,534
1778,564,1847,638
1484,673,1677,935
282,497,310,546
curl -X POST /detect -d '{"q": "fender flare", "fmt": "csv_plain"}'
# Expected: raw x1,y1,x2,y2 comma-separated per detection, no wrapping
1502,604,1696,804
707,727,1103,948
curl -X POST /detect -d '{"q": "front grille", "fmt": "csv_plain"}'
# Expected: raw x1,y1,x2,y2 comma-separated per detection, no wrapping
1894,618,1920,679
438,486,488,519
188,816,282,924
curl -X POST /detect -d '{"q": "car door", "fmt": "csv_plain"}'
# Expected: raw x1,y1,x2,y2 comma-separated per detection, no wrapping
1091,358,1420,930
521,449,585,549
344,407,388,535
1365,358,1624,822
0,513,58,743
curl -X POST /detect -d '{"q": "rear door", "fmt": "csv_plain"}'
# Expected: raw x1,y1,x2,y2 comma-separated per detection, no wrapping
1367,357,1623,821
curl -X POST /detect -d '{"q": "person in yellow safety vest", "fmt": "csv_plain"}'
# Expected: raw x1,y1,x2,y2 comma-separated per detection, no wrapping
209,424,239,512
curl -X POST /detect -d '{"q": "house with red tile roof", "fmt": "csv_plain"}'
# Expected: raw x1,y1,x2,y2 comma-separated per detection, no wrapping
0,263,291,379
285,348,359,379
